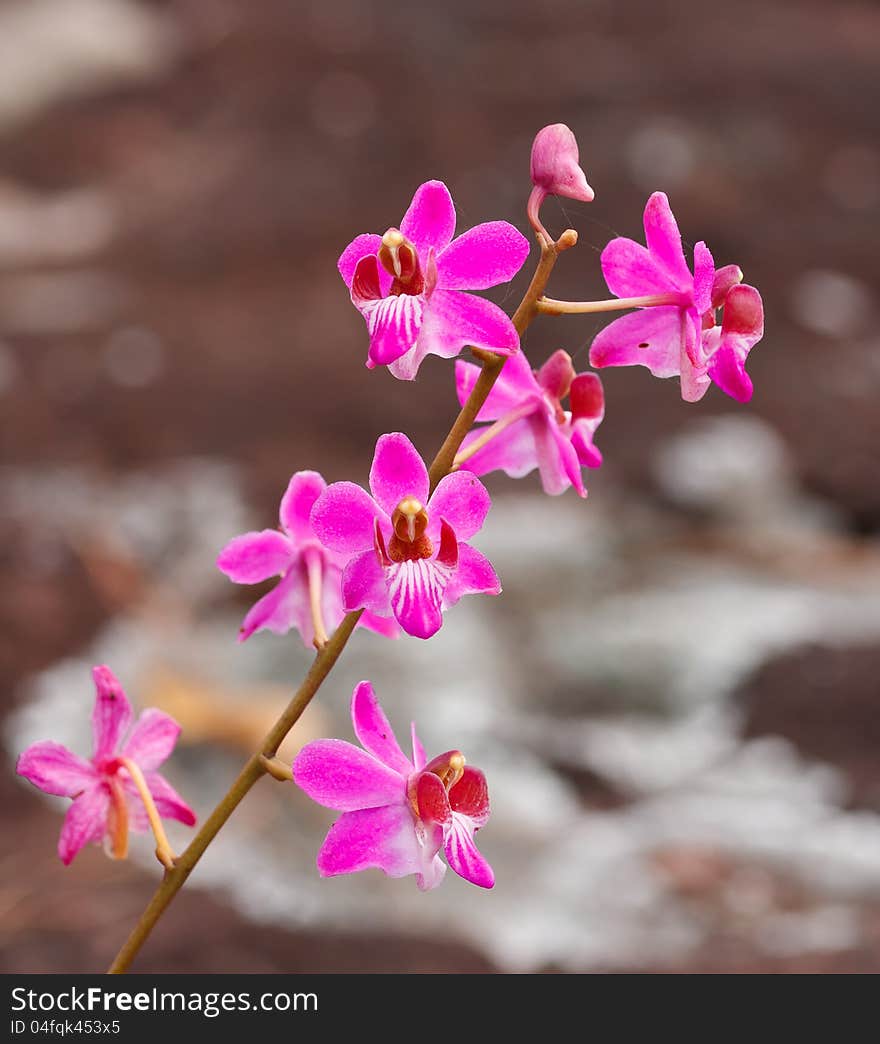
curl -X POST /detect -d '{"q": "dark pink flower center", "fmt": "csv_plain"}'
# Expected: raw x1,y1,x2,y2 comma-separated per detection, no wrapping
378,228,424,296
386,496,433,562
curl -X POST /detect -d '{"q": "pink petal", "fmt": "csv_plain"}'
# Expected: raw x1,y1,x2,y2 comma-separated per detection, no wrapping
427,471,491,542
449,766,490,827
369,432,429,516
121,709,182,772
338,233,382,288
279,471,327,541
417,844,448,891
443,544,501,608
144,771,196,826
532,414,583,496
435,221,529,291
601,238,676,299
312,481,383,555
707,284,763,404
91,665,133,763
530,123,594,202
415,770,452,827
680,348,712,403
300,556,345,648
570,372,605,421
17,741,97,797
216,529,294,584
363,292,426,368
589,306,685,378
360,610,400,639
420,288,520,360
342,549,391,614
570,417,603,469
349,254,425,369
692,240,715,315
350,252,382,304
457,416,537,480
316,803,424,880
58,784,109,866
387,558,454,639
444,813,494,888
455,354,540,421
238,568,305,642
411,723,426,771
294,739,405,810
722,282,764,339
351,681,412,775
537,349,576,399
711,264,744,308
559,423,591,496
708,344,753,403
436,519,459,568
643,191,692,289
386,343,433,381
400,180,456,260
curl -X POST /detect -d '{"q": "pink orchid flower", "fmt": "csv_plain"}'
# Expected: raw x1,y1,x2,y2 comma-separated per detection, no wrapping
455,348,604,497
293,681,493,890
217,471,398,648
338,180,530,380
589,192,764,403
528,123,594,237
311,433,500,640
16,666,195,866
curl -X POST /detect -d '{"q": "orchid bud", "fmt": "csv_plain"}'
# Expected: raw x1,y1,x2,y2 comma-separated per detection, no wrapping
530,123,594,203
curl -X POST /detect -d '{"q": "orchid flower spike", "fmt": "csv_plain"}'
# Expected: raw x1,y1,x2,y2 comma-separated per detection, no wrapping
294,681,493,890
589,192,764,402
217,470,398,648
528,123,594,239
16,666,195,866
338,180,530,379
311,433,500,639
455,348,604,497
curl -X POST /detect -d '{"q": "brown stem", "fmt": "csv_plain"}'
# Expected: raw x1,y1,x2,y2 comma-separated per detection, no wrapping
427,230,573,491
536,292,678,315
106,225,573,975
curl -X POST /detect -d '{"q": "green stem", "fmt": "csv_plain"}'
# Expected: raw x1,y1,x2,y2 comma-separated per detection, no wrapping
106,227,572,975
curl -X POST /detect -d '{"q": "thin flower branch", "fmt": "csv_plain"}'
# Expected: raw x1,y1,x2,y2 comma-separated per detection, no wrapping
259,755,295,782
105,224,575,975
536,292,679,315
118,757,176,870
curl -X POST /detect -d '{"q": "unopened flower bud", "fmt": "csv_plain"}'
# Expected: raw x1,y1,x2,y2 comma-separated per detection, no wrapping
530,123,594,203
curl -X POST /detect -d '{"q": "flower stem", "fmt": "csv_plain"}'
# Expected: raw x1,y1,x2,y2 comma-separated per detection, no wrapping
106,226,573,975
536,292,679,315
106,778,130,861
259,754,294,782
452,403,535,468
118,757,176,870
427,230,573,492
304,549,329,650
526,186,550,242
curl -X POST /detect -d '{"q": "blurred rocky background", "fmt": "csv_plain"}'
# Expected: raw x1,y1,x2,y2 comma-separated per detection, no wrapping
2,0,879,973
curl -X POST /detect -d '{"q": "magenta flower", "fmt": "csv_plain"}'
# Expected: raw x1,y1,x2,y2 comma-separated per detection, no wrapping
217,471,398,648
455,349,604,497
338,180,530,380
311,433,500,640
16,666,195,866
589,192,764,403
293,681,493,890
528,123,594,236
